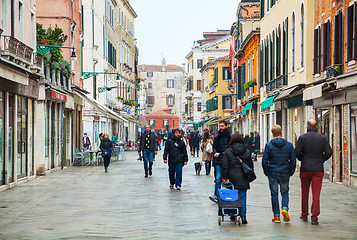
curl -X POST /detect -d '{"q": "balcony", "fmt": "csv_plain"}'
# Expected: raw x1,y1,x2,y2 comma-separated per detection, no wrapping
31,52,43,73
209,85,216,93
326,64,343,79
0,35,34,68
265,75,287,93
185,90,193,100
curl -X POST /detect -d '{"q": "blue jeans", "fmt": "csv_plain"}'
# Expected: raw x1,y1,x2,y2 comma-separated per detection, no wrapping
142,149,154,175
168,162,183,187
214,165,223,197
238,189,247,217
268,173,290,217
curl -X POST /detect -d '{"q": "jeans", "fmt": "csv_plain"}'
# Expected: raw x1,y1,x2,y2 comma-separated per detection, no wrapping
268,173,290,217
168,162,183,187
238,189,247,216
300,171,324,220
205,161,211,174
193,146,199,156
142,149,154,175
214,165,223,197
103,156,110,168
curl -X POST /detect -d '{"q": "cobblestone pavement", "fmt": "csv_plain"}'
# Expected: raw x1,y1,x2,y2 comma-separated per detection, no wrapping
0,150,357,239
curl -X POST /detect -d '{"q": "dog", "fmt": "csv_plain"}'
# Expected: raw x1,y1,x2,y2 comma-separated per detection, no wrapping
194,162,202,175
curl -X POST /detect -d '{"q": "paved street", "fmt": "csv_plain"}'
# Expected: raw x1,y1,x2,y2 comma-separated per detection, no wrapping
0,150,357,239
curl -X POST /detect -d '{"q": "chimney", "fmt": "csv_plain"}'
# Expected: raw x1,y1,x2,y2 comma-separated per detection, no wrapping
182,63,186,73
162,58,166,71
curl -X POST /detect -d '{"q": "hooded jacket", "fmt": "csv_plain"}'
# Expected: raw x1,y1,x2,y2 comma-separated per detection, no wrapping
222,143,253,190
212,129,232,166
163,135,188,164
295,130,332,172
262,137,296,176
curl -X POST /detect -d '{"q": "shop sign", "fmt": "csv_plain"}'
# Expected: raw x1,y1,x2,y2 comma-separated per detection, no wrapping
51,90,67,102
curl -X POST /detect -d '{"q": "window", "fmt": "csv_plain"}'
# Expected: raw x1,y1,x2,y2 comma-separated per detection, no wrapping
167,79,174,88
149,119,155,127
260,0,265,19
1,0,7,34
291,12,295,72
346,3,357,62
167,94,174,105
351,103,357,173
247,59,250,82
207,97,218,112
147,96,154,105
147,72,153,77
163,119,169,126
223,67,232,80
107,41,116,68
197,80,202,91
334,11,343,65
252,53,255,79
197,102,202,112
185,104,188,113
223,96,232,109
19,1,23,40
214,68,218,84
300,4,305,67
197,59,203,69
314,21,331,74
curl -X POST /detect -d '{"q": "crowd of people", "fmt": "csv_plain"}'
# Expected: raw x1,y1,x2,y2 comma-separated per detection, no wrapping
136,119,332,226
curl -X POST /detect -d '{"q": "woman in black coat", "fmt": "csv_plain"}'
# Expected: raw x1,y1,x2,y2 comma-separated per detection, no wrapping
100,133,113,172
222,133,254,224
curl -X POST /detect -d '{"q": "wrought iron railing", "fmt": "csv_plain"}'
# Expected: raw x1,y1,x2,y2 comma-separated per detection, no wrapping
326,64,343,79
265,75,287,93
1,35,34,62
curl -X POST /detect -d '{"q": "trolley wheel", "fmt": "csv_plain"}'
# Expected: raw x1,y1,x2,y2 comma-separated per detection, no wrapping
218,216,222,225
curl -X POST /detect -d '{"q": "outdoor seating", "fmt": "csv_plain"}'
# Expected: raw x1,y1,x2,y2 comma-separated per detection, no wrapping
73,148,86,166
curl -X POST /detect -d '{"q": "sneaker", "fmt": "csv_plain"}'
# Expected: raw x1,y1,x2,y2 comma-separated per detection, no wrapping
145,174,148,178
105,167,108,172
170,185,174,189
282,209,290,222
209,195,218,204
149,169,152,176
272,217,281,223
300,215,308,222
241,216,248,224
311,218,319,225
176,186,181,190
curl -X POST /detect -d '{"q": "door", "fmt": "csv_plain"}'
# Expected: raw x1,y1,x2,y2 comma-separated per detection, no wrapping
316,109,332,179
17,96,27,179
0,92,4,184
51,103,55,168
8,95,14,182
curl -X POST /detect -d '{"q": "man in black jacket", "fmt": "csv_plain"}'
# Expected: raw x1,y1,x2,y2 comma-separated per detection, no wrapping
163,129,188,190
209,120,232,203
138,125,158,178
295,119,332,225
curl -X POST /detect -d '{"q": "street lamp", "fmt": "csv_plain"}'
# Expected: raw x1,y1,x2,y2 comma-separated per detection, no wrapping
37,44,76,61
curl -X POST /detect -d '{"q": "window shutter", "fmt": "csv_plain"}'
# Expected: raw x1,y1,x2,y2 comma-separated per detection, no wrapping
222,96,226,109
173,95,175,105
326,21,331,67
354,3,357,60
334,12,341,64
153,96,155,105
167,80,169,88
173,79,175,88
347,5,354,61
320,24,326,71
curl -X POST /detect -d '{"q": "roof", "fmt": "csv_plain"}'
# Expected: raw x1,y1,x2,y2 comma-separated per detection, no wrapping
138,64,183,71
197,30,230,46
144,109,179,119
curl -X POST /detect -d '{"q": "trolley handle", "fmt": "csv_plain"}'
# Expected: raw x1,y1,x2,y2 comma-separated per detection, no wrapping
221,182,234,189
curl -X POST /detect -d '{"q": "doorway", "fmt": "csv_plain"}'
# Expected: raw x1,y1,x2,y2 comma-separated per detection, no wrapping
51,103,55,168
17,96,28,179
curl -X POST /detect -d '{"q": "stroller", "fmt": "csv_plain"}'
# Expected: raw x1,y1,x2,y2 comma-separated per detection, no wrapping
217,182,241,225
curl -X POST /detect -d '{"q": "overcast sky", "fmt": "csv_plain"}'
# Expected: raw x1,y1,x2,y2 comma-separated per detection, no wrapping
131,0,239,66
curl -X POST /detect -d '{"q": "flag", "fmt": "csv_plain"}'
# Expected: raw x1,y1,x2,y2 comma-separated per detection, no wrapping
228,43,235,72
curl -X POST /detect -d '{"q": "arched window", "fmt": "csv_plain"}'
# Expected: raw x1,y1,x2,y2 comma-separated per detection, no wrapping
300,4,304,67
168,94,174,105
291,12,295,72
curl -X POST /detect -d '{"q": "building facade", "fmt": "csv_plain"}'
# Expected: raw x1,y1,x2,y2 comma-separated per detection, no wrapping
144,109,180,131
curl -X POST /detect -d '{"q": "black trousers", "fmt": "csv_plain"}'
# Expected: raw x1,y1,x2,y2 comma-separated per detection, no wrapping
104,156,111,168
205,161,211,174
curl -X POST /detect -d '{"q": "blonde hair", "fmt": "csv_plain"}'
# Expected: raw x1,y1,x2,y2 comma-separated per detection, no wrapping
271,125,282,137
103,133,109,139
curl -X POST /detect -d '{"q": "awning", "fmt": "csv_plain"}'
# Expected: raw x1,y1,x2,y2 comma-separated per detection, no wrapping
207,116,233,126
262,94,278,110
196,117,216,125
275,86,299,101
303,83,324,101
119,113,146,126
73,90,128,123
241,102,253,114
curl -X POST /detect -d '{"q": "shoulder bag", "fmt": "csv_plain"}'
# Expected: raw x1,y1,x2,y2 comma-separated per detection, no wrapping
237,156,256,182
206,140,213,153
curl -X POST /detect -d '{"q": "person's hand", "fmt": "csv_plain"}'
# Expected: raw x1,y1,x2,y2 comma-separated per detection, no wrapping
214,153,220,158
138,151,141,155
155,151,158,155
184,162,187,166
164,160,167,164
224,179,230,184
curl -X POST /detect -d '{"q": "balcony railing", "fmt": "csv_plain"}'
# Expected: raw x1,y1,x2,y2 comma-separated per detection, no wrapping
326,64,343,79
1,35,34,65
266,75,287,93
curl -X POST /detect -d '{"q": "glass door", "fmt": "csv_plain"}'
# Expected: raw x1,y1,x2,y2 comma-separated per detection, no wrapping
17,96,28,179
8,94,14,182
0,92,4,185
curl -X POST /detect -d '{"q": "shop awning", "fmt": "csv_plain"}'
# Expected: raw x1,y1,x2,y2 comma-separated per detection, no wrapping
73,90,128,123
275,86,299,101
303,83,324,101
119,113,146,126
244,102,253,111
261,94,278,110
196,117,216,125
207,116,233,126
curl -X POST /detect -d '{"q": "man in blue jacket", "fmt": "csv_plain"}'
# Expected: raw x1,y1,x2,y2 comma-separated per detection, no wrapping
262,125,296,223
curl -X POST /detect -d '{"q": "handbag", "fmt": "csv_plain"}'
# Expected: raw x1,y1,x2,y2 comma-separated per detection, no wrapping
206,141,213,153
102,150,110,157
237,156,256,182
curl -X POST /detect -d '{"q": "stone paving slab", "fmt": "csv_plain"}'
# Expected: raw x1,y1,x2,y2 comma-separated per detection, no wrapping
0,150,357,239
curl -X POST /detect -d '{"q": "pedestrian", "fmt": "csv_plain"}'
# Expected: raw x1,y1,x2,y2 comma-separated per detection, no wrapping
244,133,249,146
209,120,232,203
222,133,253,224
163,128,189,190
83,133,91,149
155,131,161,151
112,133,118,145
163,131,168,146
191,131,200,158
254,131,261,155
99,133,103,142
180,130,188,146
295,119,332,225
100,133,113,172
200,131,213,175
189,131,194,155
138,125,158,178
246,132,255,154
262,125,296,223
